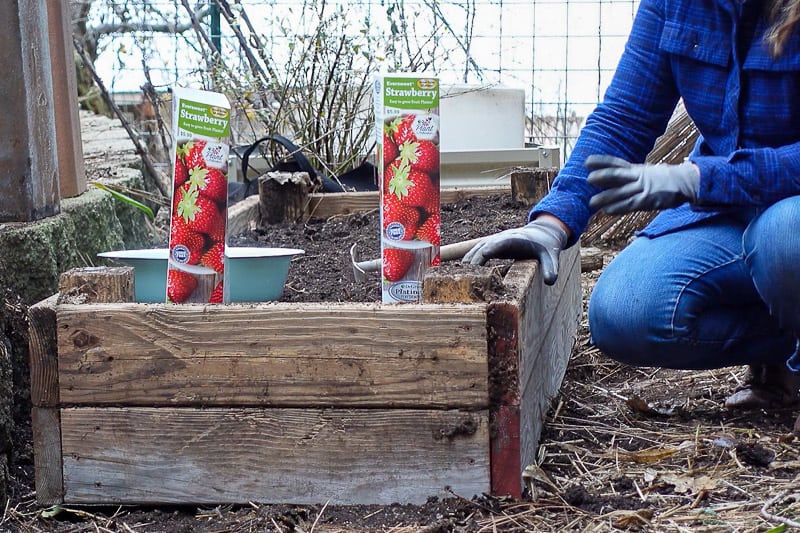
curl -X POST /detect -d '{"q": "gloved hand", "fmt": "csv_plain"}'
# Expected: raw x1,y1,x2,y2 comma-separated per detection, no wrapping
462,218,568,285
586,155,700,215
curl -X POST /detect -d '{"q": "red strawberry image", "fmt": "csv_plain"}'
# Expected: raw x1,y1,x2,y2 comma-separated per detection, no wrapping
389,115,417,146
172,181,189,213
209,281,224,304
388,164,438,213
170,215,206,264
182,140,208,170
176,187,221,235
383,159,404,192
415,213,441,246
174,154,189,187
200,241,225,273
167,269,198,303
398,139,439,176
383,129,399,168
383,193,420,240
188,166,228,204
383,248,414,282
207,215,226,243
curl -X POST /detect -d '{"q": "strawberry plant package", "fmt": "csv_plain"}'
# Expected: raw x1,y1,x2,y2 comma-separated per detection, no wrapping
167,87,231,303
374,74,441,303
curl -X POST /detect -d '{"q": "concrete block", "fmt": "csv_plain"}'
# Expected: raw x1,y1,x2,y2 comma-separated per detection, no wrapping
61,189,126,263
100,167,156,250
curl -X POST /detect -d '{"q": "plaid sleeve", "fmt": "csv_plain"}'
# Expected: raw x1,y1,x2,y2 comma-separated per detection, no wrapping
694,143,800,206
531,0,680,245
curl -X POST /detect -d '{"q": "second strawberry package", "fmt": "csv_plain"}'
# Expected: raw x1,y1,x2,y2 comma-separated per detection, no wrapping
167,87,231,303
374,74,441,303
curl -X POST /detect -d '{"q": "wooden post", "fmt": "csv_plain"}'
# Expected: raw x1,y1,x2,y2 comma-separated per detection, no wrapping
58,266,135,304
0,0,60,222
30,270,134,506
258,171,313,224
510,167,558,206
47,0,86,199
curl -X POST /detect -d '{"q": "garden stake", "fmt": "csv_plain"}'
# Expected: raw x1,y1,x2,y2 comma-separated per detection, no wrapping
350,236,487,282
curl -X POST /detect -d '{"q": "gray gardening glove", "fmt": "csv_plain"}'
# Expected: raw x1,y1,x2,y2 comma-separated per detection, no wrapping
462,218,568,285
586,155,700,215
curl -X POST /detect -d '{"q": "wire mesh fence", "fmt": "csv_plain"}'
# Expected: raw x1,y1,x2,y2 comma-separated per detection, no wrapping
80,0,640,163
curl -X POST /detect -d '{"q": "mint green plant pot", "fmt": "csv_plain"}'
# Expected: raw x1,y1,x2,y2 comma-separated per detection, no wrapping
224,247,305,303
99,247,304,303
97,248,168,303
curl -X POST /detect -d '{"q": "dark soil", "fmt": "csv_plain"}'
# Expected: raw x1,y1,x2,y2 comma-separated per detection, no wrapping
3,193,799,532
229,193,529,303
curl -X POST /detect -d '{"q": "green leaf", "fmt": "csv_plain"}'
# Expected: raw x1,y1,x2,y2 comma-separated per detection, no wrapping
91,182,154,220
765,525,788,533
40,505,63,518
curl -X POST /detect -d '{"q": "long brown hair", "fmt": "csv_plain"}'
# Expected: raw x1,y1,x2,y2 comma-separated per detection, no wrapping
767,0,800,56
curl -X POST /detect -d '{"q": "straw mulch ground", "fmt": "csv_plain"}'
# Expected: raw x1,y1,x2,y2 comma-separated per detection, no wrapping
477,260,800,532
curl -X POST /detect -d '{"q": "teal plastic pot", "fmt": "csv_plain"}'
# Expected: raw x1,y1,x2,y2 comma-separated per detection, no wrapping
224,247,305,302
97,248,168,303
99,247,304,303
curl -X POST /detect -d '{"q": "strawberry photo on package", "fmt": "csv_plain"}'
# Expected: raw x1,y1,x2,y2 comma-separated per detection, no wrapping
167,87,231,303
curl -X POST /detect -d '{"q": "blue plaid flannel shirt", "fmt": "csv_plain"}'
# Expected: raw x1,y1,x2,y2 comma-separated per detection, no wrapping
531,0,800,246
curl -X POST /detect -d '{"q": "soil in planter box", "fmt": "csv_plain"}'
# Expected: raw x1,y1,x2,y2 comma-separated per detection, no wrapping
229,194,531,302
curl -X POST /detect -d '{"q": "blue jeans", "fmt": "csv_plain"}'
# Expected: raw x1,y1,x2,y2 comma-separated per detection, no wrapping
588,197,800,370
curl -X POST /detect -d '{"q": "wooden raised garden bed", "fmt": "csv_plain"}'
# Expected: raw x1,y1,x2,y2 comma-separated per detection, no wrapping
28,183,581,506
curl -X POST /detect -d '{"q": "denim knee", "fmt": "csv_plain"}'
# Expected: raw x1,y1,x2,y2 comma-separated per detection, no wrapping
743,196,800,332
587,280,626,361
588,271,660,367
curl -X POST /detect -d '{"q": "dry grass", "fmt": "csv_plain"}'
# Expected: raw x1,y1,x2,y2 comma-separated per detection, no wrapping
465,267,800,532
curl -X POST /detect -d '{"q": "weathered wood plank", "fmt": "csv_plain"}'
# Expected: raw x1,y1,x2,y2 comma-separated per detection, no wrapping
28,295,59,407
32,407,63,505
57,303,489,408
47,0,86,199
226,195,260,237
516,245,581,400
304,186,511,220
440,186,511,204
304,191,377,219
60,407,490,505
485,246,581,497
518,245,581,479
519,262,581,473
